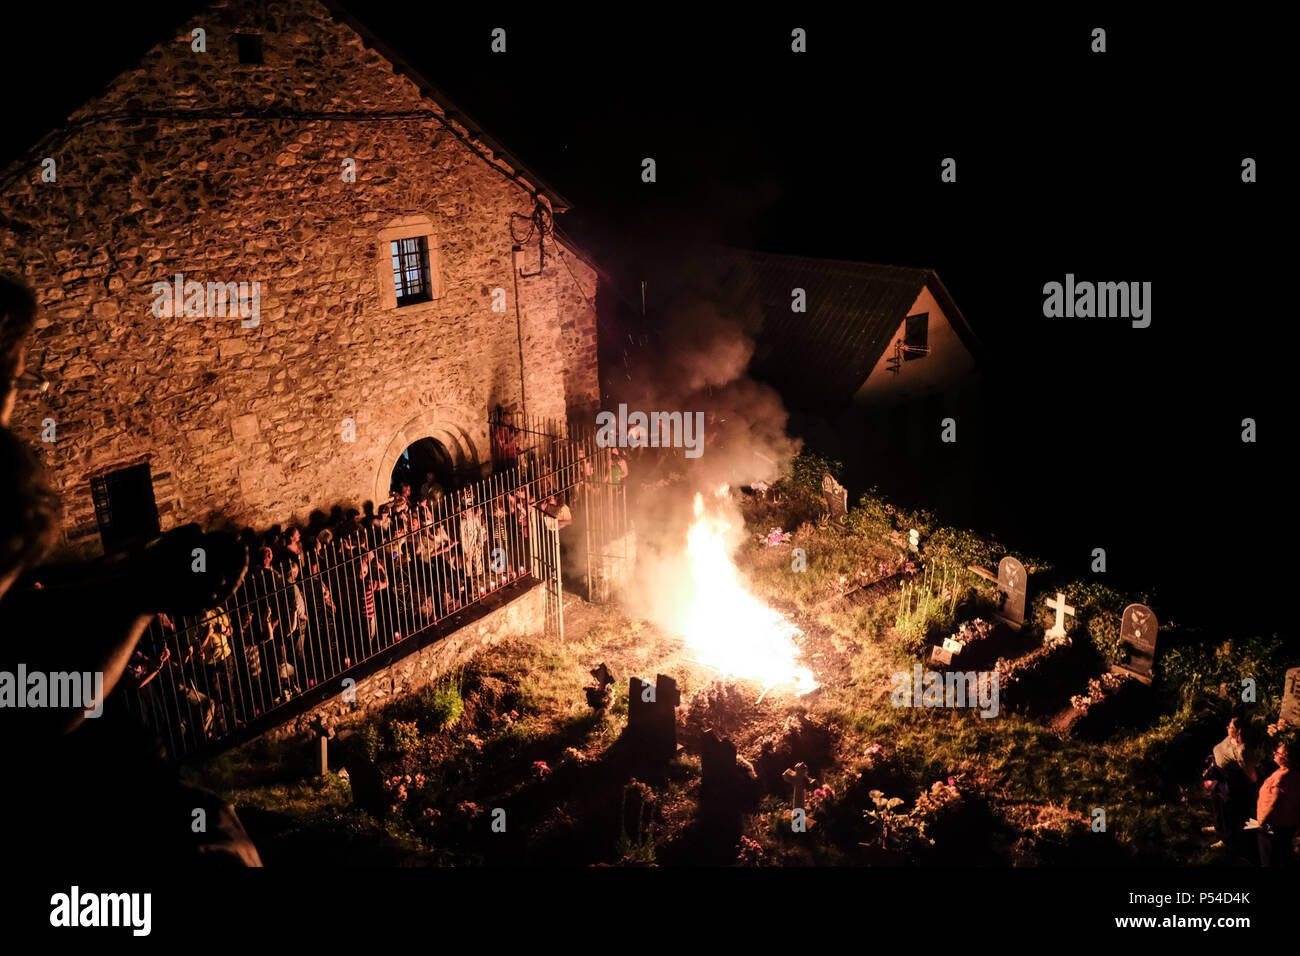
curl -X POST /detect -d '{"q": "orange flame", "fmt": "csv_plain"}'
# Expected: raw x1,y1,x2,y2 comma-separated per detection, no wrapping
678,488,817,695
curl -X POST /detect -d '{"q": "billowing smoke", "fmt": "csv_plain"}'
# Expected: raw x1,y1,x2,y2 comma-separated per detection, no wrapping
604,290,802,633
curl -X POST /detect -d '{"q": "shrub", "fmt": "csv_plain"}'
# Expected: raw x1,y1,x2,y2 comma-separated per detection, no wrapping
389,719,420,753
419,679,465,731
1065,580,1132,665
1160,634,1290,709
924,527,1004,574
846,488,893,542
788,451,844,494
359,723,381,761
893,617,930,656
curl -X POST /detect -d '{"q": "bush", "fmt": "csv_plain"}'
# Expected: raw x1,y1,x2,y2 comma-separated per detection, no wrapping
788,451,844,494
893,617,930,656
1066,581,1143,665
389,719,420,754
359,723,381,761
1160,634,1290,709
924,527,1004,574
846,488,893,542
418,679,465,731
893,577,956,657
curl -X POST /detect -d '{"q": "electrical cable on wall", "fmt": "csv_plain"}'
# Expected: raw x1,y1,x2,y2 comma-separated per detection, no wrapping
511,202,553,278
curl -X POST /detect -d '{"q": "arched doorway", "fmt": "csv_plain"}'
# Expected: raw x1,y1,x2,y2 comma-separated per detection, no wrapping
373,409,484,507
390,436,457,498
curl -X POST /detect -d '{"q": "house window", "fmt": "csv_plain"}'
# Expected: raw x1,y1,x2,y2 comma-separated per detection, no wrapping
236,33,264,65
91,464,161,554
904,312,929,360
391,236,434,306
376,217,442,309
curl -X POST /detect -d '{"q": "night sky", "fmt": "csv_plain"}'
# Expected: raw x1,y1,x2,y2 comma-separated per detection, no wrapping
1,7,1289,630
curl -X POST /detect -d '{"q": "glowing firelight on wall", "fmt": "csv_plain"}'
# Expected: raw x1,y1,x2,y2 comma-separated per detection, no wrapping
678,488,817,696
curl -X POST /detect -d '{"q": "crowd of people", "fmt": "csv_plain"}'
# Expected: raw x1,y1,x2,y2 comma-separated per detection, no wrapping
125,438,610,747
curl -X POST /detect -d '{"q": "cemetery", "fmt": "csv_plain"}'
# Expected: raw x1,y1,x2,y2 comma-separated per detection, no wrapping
0,8,1287,943
186,452,1297,867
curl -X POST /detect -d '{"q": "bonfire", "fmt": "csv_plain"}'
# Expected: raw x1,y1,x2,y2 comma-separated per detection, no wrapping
678,488,817,698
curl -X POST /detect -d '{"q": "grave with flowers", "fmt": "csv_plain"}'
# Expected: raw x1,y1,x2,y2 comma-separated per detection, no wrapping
927,617,995,668
896,558,1030,667
1037,603,1161,738
992,629,1080,713
814,555,918,614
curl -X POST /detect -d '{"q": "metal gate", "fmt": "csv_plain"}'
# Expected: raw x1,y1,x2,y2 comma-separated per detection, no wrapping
583,479,629,603
530,504,564,639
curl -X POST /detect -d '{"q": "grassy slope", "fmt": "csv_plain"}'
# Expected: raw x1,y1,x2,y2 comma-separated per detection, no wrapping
186,483,1282,866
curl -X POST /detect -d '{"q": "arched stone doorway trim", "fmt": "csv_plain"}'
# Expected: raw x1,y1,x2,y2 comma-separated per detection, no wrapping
373,406,482,505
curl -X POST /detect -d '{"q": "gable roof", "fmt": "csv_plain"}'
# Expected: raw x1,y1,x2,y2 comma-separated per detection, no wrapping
1,1,574,214
320,2,574,213
712,248,980,410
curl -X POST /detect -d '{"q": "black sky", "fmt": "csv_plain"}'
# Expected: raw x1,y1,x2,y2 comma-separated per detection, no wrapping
0,7,1291,631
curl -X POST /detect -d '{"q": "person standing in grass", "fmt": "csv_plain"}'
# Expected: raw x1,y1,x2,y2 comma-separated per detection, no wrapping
1257,737,1300,866
1205,717,1258,850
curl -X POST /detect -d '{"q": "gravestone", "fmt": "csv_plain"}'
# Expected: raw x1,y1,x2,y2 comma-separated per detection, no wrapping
822,473,848,523
1281,668,1300,727
700,730,738,790
969,557,1028,630
585,662,615,712
627,674,680,761
997,557,1028,629
928,645,954,667
699,729,749,845
1044,592,1076,639
928,634,965,668
340,753,384,817
622,779,651,845
783,762,809,811
1110,603,1158,685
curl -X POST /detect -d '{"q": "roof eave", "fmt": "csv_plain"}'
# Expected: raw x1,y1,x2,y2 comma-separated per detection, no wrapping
320,0,575,213
925,270,981,363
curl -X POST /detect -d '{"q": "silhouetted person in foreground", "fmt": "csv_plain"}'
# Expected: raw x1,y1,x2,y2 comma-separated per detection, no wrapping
0,273,261,866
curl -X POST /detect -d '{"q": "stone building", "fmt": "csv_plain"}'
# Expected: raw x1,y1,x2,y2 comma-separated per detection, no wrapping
0,0,600,556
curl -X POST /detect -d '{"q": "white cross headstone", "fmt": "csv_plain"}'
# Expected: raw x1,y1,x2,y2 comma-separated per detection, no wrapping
1045,592,1075,639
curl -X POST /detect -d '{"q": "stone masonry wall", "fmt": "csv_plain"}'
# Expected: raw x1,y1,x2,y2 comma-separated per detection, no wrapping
263,579,545,744
0,0,599,554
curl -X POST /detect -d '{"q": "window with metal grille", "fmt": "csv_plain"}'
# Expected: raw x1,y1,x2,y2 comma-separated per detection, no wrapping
91,464,161,554
904,312,929,360
390,236,434,306
236,33,264,65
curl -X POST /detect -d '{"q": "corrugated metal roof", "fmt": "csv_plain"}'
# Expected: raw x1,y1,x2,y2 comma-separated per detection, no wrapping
713,248,933,410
